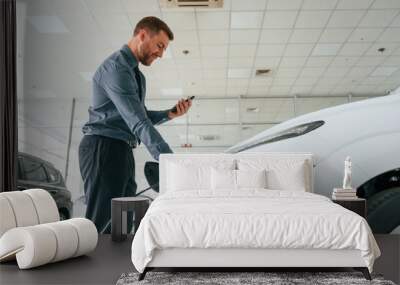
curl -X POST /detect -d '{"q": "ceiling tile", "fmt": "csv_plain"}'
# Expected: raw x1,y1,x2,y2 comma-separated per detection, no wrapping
267,0,302,10
230,30,260,44
348,28,384,42
197,12,230,29
355,56,385,67
330,56,360,66
231,12,264,29
199,30,229,45
324,67,350,77
391,14,400,27
371,0,400,9
203,69,226,79
300,67,326,77
228,78,250,87
202,58,228,69
201,45,228,58
370,67,398,76
382,56,400,66
204,79,226,88
260,29,292,44
306,56,334,67
92,13,131,32
289,29,322,43
295,77,319,85
253,56,282,68
228,57,254,68
290,85,313,95
280,57,307,67
28,16,70,34
263,11,297,28
121,0,159,12
84,0,123,13
228,68,252,78
302,0,338,10
339,43,371,56
249,78,273,87
336,0,374,10
285,44,314,57
312,44,342,56
269,86,292,95
231,0,267,10
317,77,342,85
173,30,199,45
162,12,197,30
347,66,374,77
295,11,331,28
377,28,400,42
274,77,296,86
257,44,285,56
229,45,257,57
327,10,365,28
365,43,400,56
358,10,398,27
171,44,200,58
362,76,386,85
319,28,353,43
276,68,302,77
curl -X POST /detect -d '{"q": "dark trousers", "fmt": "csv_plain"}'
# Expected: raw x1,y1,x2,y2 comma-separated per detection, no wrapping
78,135,136,233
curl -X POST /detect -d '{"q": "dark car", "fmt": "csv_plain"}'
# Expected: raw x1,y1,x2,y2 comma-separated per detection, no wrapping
17,152,73,220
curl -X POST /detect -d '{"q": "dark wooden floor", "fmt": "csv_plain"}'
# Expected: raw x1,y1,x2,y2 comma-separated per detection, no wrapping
0,234,398,285
0,235,135,285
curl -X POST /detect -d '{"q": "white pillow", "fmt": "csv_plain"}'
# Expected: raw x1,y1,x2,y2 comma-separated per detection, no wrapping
236,169,267,189
238,159,307,191
211,168,236,190
168,163,211,191
167,159,236,192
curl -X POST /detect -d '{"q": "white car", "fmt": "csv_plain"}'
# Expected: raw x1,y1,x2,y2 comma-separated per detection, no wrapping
227,87,400,234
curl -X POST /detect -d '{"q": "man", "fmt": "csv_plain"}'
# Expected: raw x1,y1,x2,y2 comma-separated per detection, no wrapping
79,17,191,233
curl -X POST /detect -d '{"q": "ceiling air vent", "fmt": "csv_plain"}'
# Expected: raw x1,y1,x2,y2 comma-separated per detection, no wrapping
255,69,272,76
246,107,260,113
198,135,220,141
160,0,224,8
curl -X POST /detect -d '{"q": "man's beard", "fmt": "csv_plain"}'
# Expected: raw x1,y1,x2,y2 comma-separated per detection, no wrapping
140,52,153,66
139,47,154,66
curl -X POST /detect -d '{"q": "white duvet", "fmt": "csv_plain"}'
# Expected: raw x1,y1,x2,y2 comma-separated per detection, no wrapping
131,190,380,273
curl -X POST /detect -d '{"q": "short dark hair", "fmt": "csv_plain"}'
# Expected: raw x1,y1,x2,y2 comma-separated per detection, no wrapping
134,16,174,41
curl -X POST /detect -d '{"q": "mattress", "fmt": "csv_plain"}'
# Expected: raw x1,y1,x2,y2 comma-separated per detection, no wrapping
131,190,380,273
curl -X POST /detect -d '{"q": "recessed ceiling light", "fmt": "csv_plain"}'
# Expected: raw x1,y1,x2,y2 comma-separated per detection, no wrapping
377,47,386,53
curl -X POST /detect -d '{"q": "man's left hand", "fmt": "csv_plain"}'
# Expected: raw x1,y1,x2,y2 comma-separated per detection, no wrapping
168,98,192,119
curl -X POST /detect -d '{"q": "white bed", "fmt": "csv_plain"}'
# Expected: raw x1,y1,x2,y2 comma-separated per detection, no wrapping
131,153,380,280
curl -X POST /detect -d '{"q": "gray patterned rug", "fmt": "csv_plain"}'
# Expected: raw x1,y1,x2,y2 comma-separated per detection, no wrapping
116,271,396,285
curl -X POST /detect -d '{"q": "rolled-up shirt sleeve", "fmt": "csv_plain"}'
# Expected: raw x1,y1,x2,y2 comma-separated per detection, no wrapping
145,108,171,125
100,68,173,160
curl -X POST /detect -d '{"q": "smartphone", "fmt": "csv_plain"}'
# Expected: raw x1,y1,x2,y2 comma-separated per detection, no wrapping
171,96,195,113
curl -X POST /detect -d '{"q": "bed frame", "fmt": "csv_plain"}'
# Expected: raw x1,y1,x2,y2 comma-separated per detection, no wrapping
139,248,371,280
138,154,372,281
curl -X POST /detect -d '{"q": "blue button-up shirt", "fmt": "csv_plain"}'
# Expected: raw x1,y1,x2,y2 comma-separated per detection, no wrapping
82,45,173,160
